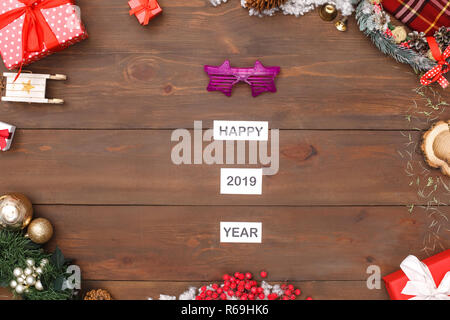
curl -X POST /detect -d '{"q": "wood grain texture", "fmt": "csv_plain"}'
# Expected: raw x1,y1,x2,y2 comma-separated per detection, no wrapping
0,130,442,205
0,0,448,129
82,280,389,300
34,205,448,281
0,0,449,301
0,280,389,300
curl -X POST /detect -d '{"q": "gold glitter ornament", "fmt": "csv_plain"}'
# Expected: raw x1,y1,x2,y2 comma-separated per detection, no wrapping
335,17,348,32
0,193,33,230
26,218,54,244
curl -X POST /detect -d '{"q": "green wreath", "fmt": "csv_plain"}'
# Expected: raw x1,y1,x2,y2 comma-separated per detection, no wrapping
356,0,449,73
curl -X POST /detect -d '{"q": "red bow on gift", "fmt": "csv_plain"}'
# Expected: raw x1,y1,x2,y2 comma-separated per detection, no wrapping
0,0,72,79
0,129,12,151
129,0,160,25
420,37,450,89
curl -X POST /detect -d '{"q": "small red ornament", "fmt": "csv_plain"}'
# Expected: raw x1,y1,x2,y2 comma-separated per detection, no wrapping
258,293,265,300
260,271,268,278
220,293,227,300
245,272,253,279
268,293,278,300
294,289,301,296
223,274,230,281
306,296,313,300
227,290,234,297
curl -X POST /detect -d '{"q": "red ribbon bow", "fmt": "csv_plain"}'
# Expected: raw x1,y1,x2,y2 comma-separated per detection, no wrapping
0,129,12,151
420,37,450,89
0,0,72,79
129,0,159,25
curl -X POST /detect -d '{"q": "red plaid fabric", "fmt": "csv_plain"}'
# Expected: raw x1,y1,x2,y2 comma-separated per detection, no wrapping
382,0,450,36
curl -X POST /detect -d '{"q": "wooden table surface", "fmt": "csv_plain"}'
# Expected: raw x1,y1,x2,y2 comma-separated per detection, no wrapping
1,0,449,300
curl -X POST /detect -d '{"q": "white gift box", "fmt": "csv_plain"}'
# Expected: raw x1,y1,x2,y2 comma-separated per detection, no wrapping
0,121,16,151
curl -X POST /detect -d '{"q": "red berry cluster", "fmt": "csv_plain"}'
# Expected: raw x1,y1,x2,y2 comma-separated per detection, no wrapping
195,271,304,301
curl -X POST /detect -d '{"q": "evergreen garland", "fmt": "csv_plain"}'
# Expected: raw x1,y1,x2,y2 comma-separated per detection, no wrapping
355,0,435,73
0,229,77,300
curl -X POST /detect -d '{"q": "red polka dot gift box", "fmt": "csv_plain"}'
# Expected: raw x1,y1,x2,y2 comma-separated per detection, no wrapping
0,0,87,70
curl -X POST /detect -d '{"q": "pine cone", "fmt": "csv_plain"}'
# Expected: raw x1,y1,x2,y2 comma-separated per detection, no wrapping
245,0,286,11
84,289,113,300
408,31,429,56
434,26,450,49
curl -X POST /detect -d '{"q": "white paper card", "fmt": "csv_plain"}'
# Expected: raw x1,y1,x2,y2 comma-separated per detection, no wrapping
220,168,263,195
220,222,262,243
213,120,268,141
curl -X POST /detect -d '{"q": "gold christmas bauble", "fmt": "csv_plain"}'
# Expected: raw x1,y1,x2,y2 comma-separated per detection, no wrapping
0,193,33,230
319,4,337,21
27,218,53,244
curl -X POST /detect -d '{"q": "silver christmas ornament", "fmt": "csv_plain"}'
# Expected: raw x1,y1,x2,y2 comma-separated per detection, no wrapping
40,258,49,267
35,280,43,291
24,267,33,276
9,280,17,289
15,284,25,294
13,267,23,277
25,275,36,286
11,257,47,295
25,258,35,267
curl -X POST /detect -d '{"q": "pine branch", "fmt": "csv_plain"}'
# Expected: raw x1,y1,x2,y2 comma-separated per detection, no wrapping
356,0,435,72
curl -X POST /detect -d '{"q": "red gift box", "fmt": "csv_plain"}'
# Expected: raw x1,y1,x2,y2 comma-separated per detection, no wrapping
382,0,450,36
128,0,162,26
383,250,450,300
0,0,87,70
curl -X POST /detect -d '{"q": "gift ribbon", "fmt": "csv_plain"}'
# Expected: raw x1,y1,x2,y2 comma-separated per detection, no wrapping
400,255,450,300
0,0,73,80
0,129,12,151
420,37,450,89
129,0,159,25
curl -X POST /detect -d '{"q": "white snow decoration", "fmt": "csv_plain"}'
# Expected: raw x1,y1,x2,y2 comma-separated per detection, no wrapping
179,287,198,300
159,294,177,300
209,0,358,17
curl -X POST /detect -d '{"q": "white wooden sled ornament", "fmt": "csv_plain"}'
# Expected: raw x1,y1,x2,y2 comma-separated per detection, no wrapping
1,72,66,104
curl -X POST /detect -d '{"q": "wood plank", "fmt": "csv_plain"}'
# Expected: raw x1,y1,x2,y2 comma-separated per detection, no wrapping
0,130,449,205
0,280,389,300
0,0,448,129
1,129,447,205
82,280,389,300
36,205,449,281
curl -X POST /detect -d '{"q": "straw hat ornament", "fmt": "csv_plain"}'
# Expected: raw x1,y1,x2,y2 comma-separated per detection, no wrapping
422,121,450,177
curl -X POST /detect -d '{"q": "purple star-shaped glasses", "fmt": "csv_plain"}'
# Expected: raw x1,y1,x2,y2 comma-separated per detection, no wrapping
204,60,280,97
